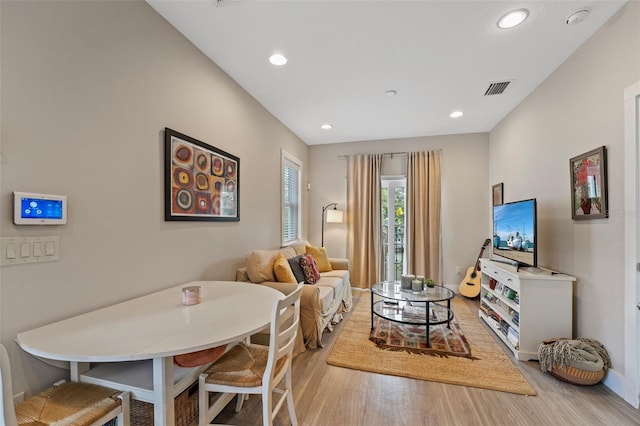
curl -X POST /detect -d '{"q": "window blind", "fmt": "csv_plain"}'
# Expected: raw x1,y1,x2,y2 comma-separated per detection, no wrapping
282,152,301,245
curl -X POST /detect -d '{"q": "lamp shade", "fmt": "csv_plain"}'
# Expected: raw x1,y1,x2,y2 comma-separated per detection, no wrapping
326,209,343,223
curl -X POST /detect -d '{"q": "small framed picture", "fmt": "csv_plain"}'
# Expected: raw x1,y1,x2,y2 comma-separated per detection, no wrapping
492,183,504,206
570,146,608,220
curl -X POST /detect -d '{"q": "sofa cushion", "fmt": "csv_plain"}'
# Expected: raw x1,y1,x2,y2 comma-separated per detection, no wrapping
320,269,349,281
299,255,320,284
279,246,297,259
306,245,332,272
274,252,296,283
246,250,277,283
291,242,307,256
317,275,343,298
316,285,335,315
287,255,306,284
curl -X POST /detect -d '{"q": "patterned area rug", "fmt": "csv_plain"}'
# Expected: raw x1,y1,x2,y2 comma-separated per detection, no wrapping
369,309,474,359
327,294,537,396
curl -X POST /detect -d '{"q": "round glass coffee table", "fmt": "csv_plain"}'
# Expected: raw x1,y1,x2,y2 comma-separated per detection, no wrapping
370,281,455,347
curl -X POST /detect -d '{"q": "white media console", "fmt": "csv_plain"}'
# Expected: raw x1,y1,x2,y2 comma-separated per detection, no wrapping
478,259,576,361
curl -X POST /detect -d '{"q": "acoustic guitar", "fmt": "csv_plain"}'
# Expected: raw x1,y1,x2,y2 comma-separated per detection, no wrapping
459,238,491,298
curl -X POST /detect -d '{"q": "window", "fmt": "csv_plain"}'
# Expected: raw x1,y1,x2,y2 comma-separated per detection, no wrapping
282,150,302,246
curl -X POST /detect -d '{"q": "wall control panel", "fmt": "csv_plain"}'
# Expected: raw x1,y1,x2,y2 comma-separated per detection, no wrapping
13,192,67,225
0,236,60,265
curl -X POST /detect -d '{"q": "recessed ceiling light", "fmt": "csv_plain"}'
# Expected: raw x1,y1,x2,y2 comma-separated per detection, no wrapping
321,124,332,130
385,89,398,97
268,53,287,66
450,111,463,118
498,9,529,29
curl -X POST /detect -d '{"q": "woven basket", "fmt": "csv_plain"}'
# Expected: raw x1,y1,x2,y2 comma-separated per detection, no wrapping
131,382,199,426
549,365,606,386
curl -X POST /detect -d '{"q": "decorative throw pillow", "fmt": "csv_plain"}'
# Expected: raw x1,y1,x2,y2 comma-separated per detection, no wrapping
246,250,277,283
305,245,332,272
273,252,296,283
287,255,306,284
308,255,321,282
173,344,227,367
299,255,319,284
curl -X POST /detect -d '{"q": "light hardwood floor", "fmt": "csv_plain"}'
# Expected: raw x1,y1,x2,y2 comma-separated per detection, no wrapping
212,292,640,425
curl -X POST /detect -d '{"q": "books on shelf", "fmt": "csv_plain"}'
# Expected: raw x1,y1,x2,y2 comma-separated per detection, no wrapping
507,327,519,348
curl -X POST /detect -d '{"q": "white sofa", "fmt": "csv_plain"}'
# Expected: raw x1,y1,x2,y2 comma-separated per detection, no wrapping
235,243,353,354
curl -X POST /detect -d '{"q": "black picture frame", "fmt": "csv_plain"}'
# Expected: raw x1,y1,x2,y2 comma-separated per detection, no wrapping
164,128,240,222
570,146,607,220
492,183,504,206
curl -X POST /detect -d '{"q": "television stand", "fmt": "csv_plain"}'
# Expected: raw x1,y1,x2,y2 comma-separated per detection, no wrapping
478,259,576,360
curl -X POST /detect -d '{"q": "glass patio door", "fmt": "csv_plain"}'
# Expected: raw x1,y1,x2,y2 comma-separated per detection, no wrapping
381,177,406,282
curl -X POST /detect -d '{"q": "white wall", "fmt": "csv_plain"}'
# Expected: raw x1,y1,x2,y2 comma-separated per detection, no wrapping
0,0,308,394
490,1,640,395
309,133,490,288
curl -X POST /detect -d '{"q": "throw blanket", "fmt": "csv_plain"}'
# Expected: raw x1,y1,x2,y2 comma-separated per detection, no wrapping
538,338,610,372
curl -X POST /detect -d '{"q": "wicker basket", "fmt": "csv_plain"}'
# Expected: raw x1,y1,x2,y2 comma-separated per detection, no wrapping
131,382,199,426
549,365,606,386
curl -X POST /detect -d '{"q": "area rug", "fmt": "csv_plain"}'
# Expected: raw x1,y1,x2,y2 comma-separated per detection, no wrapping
327,295,537,396
369,307,474,359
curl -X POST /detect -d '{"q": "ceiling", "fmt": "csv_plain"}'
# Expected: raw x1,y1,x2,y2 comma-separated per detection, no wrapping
146,0,626,146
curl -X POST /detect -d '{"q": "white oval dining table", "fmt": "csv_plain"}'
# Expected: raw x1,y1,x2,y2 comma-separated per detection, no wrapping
16,281,283,426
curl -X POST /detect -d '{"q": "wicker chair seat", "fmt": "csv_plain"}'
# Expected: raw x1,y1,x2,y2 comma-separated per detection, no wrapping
15,382,122,426
203,343,288,388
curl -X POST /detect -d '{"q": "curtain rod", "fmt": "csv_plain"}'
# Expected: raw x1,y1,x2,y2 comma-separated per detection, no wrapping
337,151,408,160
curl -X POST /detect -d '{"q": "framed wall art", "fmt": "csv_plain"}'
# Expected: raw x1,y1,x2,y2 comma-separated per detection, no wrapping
492,182,504,206
570,146,607,220
165,128,240,221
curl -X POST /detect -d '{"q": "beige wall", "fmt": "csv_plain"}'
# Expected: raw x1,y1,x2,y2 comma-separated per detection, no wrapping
0,0,308,393
490,1,640,390
308,133,490,288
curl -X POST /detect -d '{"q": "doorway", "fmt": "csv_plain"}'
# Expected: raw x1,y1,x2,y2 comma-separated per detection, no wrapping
624,80,640,408
381,177,406,282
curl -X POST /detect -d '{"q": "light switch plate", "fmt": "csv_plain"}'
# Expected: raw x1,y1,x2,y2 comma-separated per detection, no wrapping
0,236,59,265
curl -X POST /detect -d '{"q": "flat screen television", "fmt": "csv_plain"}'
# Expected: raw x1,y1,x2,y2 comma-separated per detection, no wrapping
492,198,537,268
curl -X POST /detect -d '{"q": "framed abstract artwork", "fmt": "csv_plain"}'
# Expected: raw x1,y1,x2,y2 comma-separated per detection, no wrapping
164,128,240,221
570,146,607,220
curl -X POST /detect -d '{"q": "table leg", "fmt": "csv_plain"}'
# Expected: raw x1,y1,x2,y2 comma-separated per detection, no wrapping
425,302,430,347
69,361,89,382
153,357,175,426
447,299,452,329
370,290,374,330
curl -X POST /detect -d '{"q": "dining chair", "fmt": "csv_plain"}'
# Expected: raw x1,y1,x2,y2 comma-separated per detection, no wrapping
198,283,303,426
0,344,130,426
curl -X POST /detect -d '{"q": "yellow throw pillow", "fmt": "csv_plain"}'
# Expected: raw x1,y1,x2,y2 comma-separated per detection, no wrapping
274,252,297,283
306,245,332,273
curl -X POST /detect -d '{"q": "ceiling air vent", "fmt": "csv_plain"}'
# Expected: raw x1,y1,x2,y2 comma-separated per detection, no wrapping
484,81,511,96
216,0,238,6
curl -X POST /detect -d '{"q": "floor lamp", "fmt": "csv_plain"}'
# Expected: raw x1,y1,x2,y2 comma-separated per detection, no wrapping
322,203,343,247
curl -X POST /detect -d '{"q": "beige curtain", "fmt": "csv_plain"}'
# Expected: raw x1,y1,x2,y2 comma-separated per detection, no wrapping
347,154,383,289
406,150,442,284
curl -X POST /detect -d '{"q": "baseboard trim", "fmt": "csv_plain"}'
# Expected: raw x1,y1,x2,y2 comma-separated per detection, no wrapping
602,368,632,406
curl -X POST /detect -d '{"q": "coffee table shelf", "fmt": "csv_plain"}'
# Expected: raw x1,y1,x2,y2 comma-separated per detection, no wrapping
370,281,455,347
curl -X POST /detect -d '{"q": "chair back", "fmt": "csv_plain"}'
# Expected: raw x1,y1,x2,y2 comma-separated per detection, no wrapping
0,344,19,426
265,284,303,383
